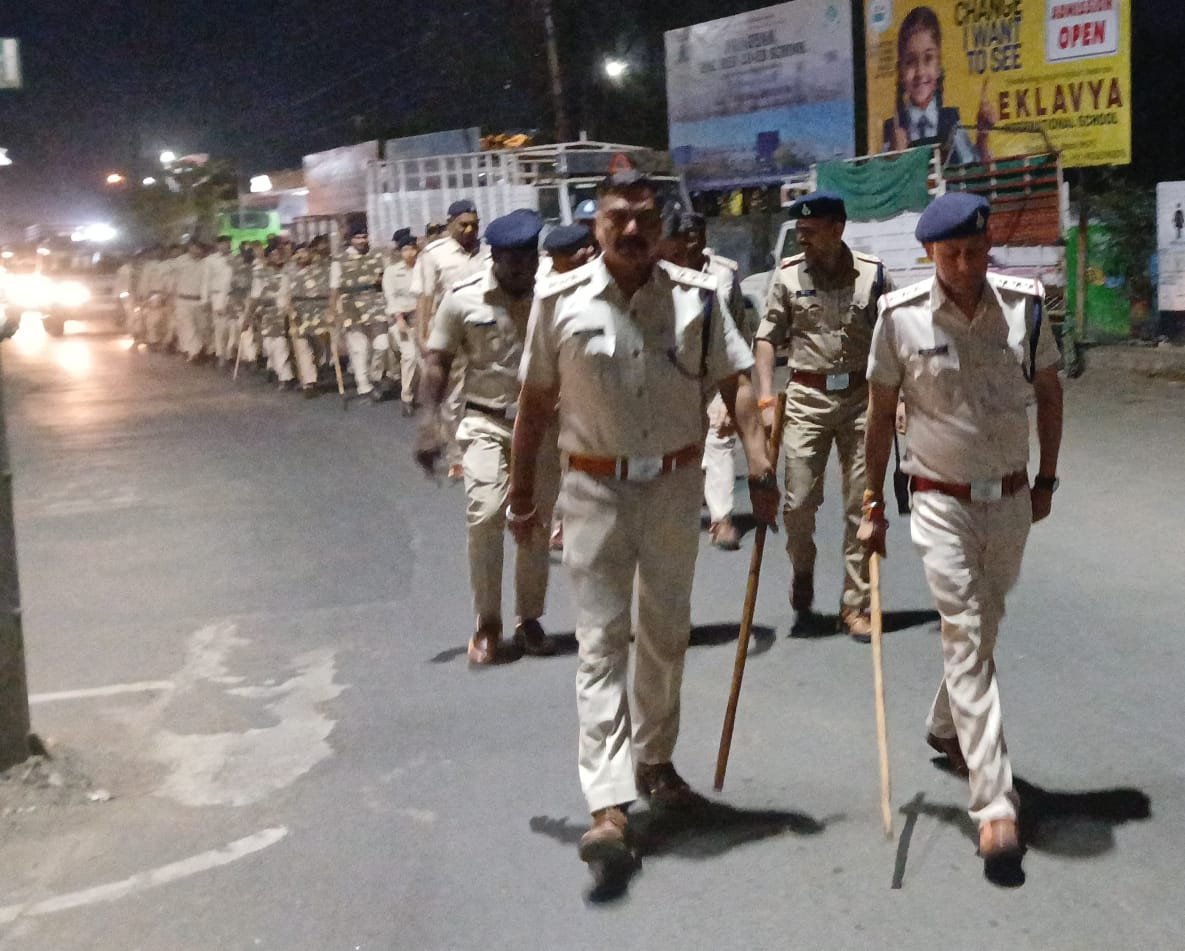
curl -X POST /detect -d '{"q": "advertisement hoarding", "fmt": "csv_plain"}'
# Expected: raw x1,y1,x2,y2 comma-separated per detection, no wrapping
864,0,1131,168
665,1,855,189
1156,181,1185,312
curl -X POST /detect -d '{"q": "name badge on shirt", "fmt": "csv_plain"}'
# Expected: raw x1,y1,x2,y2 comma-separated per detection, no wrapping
794,289,817,299
917,345,950,357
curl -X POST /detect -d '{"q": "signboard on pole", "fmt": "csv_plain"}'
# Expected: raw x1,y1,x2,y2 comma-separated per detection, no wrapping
864,1,1131,168
1156,181,1185,312
665,1,855,189
0,39,21,90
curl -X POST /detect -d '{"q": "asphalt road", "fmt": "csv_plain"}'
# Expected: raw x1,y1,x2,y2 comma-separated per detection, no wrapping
1,316,1182,950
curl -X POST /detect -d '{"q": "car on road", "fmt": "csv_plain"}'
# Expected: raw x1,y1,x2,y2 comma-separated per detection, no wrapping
2,247,126,335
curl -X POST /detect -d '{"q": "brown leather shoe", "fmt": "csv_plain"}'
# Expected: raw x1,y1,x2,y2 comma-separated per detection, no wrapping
709,517,741,551
578,806,631,864
467,626,501,665
979,817,1021,859
841,607,873,644
791,573,814,612
447,464,464,482
636,762,706,809
514,619,556,657
926,732,969,777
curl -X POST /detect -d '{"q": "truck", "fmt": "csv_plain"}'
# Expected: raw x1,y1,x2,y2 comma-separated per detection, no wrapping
365,139,689,246
738,146,1068,324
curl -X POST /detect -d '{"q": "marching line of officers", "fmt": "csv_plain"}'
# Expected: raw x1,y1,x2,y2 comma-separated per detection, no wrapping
122,177,1062,885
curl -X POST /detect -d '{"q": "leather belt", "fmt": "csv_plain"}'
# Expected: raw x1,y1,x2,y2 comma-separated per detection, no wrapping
465,400,516,421
292,296,328,302
910,470,1029,503
791,369,865,393
177,294,202,301
567,443,701,482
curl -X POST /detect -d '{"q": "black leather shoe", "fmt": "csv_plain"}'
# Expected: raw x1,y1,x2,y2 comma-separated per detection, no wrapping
514,619,556,656
636,762,705,809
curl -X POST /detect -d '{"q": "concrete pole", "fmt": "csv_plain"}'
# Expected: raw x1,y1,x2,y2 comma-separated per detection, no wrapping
1076,178,1089,340
0,345,31,771
538,0,571,143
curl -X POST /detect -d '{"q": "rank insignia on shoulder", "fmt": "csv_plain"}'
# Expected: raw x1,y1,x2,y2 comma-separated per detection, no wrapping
659,260,717,291
882,278,932,309
537,262,595,297
710,253,739,271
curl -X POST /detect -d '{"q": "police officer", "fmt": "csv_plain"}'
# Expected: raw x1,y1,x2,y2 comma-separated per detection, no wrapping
229,242,259,368
290,241,333,397
508,171,778,869
860,192,1063,872
243,244,295,388
383,229,420,416
413,200,489,477
139,246,169,350
202,235,235,366
753,191,891,639
330,223,388,402
539,223,594,282
415,209,560,665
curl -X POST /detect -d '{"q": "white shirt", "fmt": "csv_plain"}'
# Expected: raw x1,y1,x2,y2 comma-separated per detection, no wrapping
201,252,234,311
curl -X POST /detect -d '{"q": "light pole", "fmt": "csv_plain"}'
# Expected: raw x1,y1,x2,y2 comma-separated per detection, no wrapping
537,0,571,142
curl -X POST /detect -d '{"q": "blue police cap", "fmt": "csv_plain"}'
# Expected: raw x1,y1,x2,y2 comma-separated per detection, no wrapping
345,220,368,239
574,199,597,222
484,209,543,251
542,223,591,254
787,191,846,221
447,199,477,219
394,232,417,249
915,192,991,243
391,227,411,243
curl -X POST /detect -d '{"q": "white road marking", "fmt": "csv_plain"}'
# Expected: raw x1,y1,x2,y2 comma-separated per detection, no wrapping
29,681,176,704
0,827,287,926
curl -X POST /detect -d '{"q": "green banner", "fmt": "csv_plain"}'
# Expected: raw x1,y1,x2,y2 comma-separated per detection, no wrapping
815,147,931,221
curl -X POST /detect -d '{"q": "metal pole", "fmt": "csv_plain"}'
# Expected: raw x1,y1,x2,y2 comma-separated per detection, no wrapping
539,0,571,142
1076,171,1089,341
0,345,32,770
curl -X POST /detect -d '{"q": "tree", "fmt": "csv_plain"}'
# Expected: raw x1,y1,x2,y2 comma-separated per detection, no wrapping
116,157,239,246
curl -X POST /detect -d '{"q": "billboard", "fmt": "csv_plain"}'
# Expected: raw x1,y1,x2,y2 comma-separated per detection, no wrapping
665,1,855,189
1156,182,1185,312
0,39,20,90
865,0,1131,168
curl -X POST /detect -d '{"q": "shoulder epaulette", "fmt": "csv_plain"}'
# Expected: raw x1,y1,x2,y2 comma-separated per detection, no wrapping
537,262,596,298
450,271,485,293
988,273,1043,297
882,278,932,310
660,260,717,291
709,253,739,271
421,237,447,254
853,250,886,266
779,253,806,269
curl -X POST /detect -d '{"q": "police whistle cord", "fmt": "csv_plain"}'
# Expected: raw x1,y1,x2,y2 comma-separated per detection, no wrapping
714,391,787,792
869,552,893,838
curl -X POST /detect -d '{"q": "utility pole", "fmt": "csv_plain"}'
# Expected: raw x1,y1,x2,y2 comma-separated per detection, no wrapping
538,0,571,142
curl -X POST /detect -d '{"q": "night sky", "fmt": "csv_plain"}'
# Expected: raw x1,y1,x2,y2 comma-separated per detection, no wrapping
1,0,1182,237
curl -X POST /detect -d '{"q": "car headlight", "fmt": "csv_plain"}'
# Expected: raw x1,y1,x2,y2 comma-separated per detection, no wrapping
54,280,91,308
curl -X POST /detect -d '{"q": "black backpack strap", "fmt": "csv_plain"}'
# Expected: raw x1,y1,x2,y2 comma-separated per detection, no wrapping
1026,293,1043,383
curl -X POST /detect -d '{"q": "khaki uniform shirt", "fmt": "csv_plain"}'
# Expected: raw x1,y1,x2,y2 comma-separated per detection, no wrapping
521,257,754,458
867,273,1061,484
202,252,234,312
161,256,184,296
330,248,386,328
411,236,488,314
250,266,290,337
141,260,167,297
382,260,417,316
756,244,890,373
229,258,255,302
427,264,529,411
704,252,751,346
290,260,332,334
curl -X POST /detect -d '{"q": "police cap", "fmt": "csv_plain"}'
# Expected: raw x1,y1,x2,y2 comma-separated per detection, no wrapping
484,209,543,251
345,220,368,239
394,232,417,249
447,199,477,220
391,227,412,244
915,192,991,243
573,199,597,222
787,191,846,221
542,223,591,254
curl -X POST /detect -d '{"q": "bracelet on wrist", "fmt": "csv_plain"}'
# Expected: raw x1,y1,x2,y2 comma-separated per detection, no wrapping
506,506,537,525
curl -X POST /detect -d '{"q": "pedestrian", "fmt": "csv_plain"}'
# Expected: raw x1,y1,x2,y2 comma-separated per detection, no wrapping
202,235,235,367
753,191,892,640
139,246,169,350
859,191,1063,872
414,209,560,665
383,229,421,416
659,206,751,551
114,254,135,333
330,223,388,402
412,200,489,478
290,242,333,397
243,244,295,389
507,171,779,869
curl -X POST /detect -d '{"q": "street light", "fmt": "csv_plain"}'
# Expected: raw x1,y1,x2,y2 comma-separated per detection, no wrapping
105,172,125,186
142,176,157,186
249,174,273,194
604,58,629,81
159,150,177,166
0,149,11,167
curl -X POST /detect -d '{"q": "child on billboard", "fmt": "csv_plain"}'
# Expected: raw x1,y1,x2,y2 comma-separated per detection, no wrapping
881,5,995,165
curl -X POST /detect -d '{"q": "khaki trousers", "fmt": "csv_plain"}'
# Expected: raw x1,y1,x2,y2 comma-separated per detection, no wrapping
126,301,146,341
562,463,702,812
391,324,419,405
457,411,560,628
293,337,321,386
345,329,375,395
144,296,168,345
212,305,239,363
174,300,206,358
911,488,1031,825
442,360,466,467
782,383,870,610
262,334,294,382
702,393,739,523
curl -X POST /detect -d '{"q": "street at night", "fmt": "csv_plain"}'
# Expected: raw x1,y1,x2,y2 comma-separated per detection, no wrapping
0,318,1180,949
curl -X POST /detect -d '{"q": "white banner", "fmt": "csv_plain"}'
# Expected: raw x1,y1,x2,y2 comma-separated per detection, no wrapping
1156,181,1185,311
0,39,21,90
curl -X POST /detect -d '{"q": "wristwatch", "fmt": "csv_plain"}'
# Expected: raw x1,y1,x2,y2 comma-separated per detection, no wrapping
1033,474,1060,493
748,471,778,491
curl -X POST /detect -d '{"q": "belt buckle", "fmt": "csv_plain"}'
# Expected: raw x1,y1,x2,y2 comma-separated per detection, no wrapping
969,479,1003,502
504,402,518,422
626,455,662,481
825,372,850,392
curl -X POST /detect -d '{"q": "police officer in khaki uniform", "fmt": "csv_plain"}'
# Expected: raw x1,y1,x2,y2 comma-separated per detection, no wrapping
229,244,260,367
860,193,1062,873
243,244,295,388
754,192,891,639
415,210,560,665
289,241,333,396
412,200,488,478
330,223,388,402
202,235,235,366
383,230,420,416
508,172,779,870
